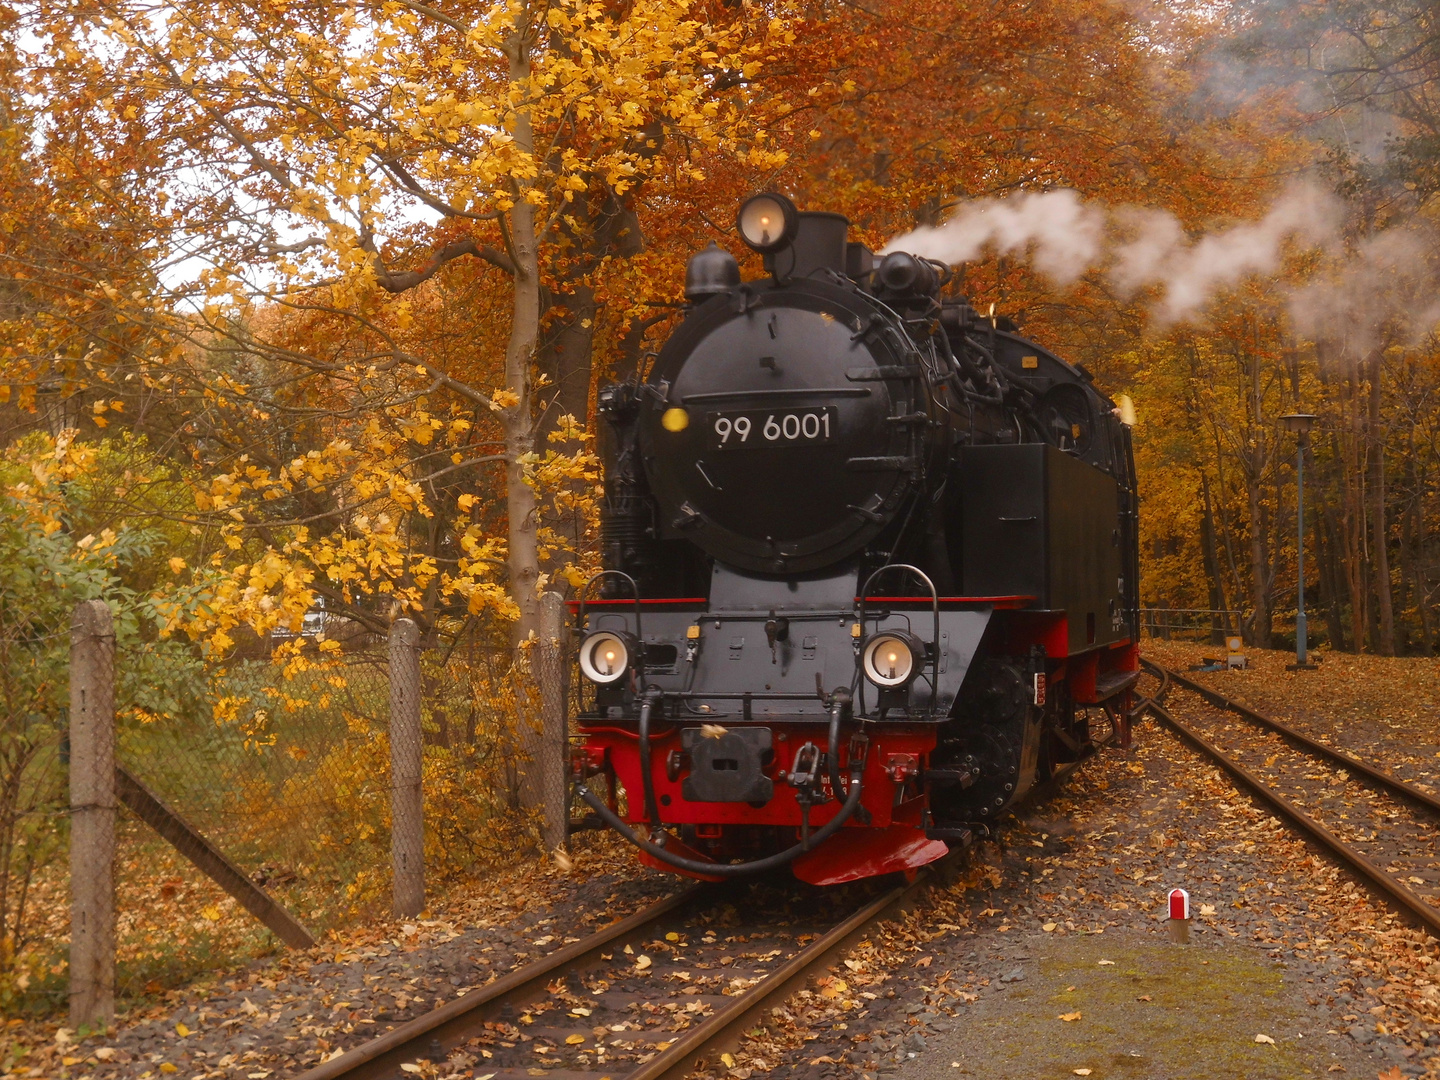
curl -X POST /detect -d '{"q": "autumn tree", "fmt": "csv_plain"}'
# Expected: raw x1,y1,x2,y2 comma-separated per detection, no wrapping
1201,0,1440,654
20,0,795,652
0,4,172,443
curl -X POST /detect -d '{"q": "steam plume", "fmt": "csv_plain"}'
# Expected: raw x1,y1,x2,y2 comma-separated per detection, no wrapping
883,189,1106,286
880,184,1440,350
1287,229,1440,357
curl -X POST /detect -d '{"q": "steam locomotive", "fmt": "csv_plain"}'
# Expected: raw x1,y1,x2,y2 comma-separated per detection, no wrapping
571,194,1140,884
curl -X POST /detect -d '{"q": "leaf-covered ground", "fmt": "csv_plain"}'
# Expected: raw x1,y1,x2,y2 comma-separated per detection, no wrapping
9,645,1440,1080
1,832,682,1078
696,709,1440,1080
1142,640,1440,782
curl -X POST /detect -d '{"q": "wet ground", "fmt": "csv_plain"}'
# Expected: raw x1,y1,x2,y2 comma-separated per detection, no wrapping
906,929,1353,1079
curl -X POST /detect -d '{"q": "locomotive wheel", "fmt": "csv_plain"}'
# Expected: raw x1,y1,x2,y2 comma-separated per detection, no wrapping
931,660,1033,821
1036,682,1089,782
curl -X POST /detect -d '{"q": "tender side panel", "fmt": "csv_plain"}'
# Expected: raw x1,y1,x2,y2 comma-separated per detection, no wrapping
955,445,1046,603
1045,446,1125,653
956,444,1125,655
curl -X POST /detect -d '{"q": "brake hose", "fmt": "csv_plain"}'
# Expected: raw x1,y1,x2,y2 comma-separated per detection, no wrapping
576,761,866,878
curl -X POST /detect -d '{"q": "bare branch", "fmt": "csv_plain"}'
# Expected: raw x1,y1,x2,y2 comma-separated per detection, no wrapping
260,236,326,255
370,236,515,292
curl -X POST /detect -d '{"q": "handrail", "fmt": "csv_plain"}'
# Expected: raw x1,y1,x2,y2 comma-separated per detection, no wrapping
856,563,941,716
575,569,646,683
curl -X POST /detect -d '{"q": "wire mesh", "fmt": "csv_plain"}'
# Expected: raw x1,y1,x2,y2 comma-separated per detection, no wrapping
1140,607,1243,643
2,632,568,1017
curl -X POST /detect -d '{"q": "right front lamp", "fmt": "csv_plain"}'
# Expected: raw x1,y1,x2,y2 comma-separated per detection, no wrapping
861,631,926,689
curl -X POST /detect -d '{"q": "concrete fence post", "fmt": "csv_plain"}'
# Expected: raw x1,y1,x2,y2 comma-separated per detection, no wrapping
389,618,424,917
535,592,570,854
69,599,115,1029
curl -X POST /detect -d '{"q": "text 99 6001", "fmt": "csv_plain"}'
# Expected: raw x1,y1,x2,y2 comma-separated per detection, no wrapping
707,407,837,450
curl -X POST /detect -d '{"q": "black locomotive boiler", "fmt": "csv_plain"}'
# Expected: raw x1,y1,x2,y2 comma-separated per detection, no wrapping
571,193,1141,884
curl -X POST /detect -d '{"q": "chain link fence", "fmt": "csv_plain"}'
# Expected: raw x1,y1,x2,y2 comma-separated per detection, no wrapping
2,615,570,1020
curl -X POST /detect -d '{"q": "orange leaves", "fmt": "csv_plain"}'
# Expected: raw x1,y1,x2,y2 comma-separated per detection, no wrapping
3,431,103,541
32,0,795,650
488,389,522,414
151,399,539,651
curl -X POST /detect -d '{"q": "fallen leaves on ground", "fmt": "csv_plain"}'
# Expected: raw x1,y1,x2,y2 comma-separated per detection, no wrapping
0,830,674,1079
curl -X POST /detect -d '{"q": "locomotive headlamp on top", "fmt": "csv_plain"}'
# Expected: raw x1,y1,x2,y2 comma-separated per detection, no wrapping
737,192,799,254
578,630,639,685
860,631,928,689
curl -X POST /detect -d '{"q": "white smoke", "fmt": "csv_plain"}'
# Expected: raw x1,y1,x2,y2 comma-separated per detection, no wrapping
885,189,1106,286
1139,185,1343,322
1287,229,1440,358
1107,206,1186,299
880,184,1440,348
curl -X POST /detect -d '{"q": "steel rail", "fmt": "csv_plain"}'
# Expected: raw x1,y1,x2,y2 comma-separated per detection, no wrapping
1146,661,1440,818
627,873,931,1080
294,885,710,1080
1144,694,1440,940
295,870,936,1080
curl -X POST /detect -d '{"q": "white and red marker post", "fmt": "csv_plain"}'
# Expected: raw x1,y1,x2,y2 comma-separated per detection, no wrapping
1168,888,1191,944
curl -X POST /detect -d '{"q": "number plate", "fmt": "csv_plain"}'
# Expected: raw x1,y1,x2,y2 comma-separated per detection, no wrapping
707,407,837,450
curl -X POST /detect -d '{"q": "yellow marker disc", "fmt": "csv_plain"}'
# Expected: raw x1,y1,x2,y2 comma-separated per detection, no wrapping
661,407,690,432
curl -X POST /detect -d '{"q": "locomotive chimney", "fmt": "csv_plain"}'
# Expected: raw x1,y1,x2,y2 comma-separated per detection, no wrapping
772,212,850,280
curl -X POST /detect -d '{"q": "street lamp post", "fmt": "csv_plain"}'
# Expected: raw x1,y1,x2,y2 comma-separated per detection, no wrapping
1281,413,1318,670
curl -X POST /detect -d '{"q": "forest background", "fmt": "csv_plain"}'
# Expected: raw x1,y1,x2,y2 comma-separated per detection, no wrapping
2,0,1439,1015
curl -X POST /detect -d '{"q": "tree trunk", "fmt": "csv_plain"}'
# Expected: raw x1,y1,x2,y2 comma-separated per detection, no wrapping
1401,490,1431,654
1244,345,1271,649
503,34,543,647
533,283,597,589
541,280,598,437
1317,504,1350,652
1336,385,1369,650
1407,452,1434,654
1200,472,1230,644
1247,466,1272,648
538,191,644,438
1367,350,1395,655
1208,424,1247,613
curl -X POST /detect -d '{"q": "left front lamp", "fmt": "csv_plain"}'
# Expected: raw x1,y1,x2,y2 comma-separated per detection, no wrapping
578,630,638,685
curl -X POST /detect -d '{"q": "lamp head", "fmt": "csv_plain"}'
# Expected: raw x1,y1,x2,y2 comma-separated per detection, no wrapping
737,193,799,254
1281,413,1317,436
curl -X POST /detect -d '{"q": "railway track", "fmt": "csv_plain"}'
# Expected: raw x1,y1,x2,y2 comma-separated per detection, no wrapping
1140,659,1440,939
294,684,1141,1080
295,872,935,1080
